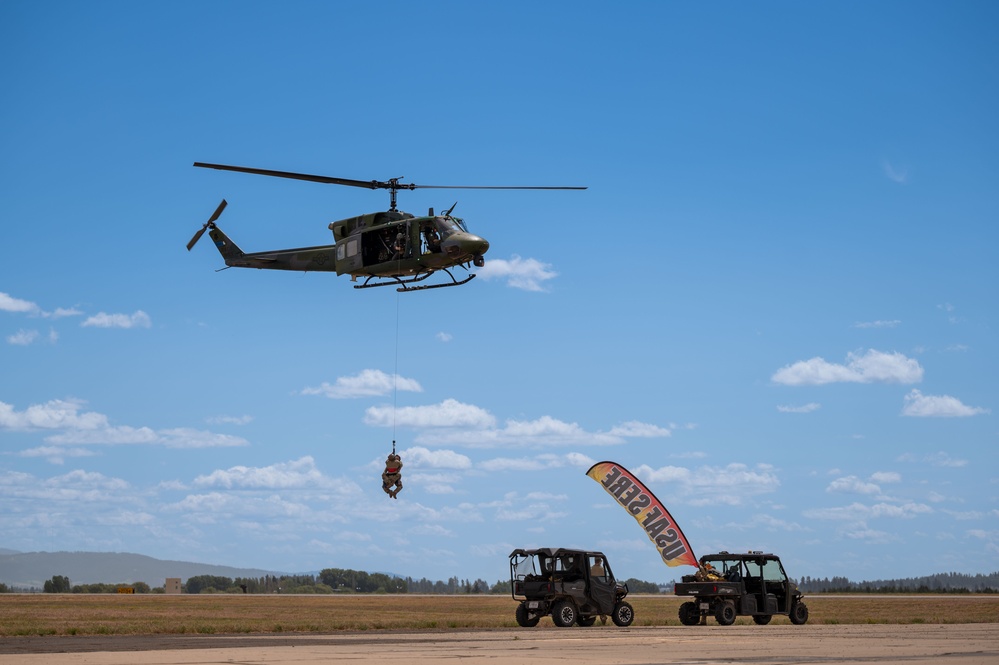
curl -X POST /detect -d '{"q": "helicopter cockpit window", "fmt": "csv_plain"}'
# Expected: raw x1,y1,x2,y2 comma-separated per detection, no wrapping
434,216,463,239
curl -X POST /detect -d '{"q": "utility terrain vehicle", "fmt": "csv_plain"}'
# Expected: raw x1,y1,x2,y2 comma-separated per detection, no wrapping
510,548,634,627
673,551,808,626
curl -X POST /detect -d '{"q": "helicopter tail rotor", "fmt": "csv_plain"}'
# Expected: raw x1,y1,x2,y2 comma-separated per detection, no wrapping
187,199,228,251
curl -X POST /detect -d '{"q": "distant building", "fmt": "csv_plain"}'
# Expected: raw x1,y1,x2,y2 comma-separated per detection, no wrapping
164,578,182,594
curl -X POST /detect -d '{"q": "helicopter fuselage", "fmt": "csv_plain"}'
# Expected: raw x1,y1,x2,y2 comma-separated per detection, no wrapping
207,209,489,283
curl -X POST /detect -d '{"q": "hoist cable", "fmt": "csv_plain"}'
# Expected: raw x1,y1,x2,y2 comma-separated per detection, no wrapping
391,289,400,456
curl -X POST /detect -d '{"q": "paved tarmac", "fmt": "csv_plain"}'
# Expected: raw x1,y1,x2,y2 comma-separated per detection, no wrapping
2,624,997,664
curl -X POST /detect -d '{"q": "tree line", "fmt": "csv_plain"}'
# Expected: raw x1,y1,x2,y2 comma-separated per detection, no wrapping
794,571,999,594
9,569,997,594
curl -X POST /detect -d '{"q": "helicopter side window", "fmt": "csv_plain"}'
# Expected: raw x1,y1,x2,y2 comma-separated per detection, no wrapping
422,223,442,254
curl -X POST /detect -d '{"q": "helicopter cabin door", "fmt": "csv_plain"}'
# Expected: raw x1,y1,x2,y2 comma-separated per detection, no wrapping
357,223,411,268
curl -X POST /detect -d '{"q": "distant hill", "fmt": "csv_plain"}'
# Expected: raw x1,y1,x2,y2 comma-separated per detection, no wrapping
0,551,282,589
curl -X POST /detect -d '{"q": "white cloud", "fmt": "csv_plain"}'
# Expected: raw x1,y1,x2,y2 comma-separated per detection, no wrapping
479,457,554,472
81,310,152,329
852,320,901,329
477,255,557,291
477,452,592,473
493,491,568,521
0,292,41,314
1,292,82,319
870,471,901,484
882,159,908,184
827,475,881,495
47,307,83,319
899,452,968,468
423,415,626,448
607,421,672,437
52,469,131,491
155,428,249,449
302,369,422,399
804,501,933,521
772,349,923,386
18,445,97,465
194,456,332,489
366,398,496,429
46,425,159,445
565,452,596,468
777,402,821,413
901,389,989,417
167,491,315,522
436,332,453,343
365,397,670,450
0,399,108,431
842,526,897,544
1,398,248,448
396,446,472,469
206,414,254,425
626,462,780,507
6,329,39,345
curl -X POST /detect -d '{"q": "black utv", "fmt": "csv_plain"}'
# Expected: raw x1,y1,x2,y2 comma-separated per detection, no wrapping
510,547,634,627
673,551,808,625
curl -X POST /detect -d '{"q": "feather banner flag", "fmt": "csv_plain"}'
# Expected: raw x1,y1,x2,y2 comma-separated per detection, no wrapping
586,460,698,568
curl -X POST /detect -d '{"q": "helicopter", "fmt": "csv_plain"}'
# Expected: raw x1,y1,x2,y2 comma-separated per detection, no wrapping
188,162,586,292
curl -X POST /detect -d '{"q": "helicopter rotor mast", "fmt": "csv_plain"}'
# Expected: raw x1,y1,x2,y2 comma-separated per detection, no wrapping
193,162,586,212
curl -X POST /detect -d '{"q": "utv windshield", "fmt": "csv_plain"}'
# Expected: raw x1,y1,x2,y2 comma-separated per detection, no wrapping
703,557,745,581
760,558,787,583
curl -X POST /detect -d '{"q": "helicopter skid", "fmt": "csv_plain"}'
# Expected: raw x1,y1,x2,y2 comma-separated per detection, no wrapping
352,271,476,292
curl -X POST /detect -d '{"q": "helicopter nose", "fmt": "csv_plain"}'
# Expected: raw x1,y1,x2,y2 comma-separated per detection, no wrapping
444,234,490,260
466,235,489,256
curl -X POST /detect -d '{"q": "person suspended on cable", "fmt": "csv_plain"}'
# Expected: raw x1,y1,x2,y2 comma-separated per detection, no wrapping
382,452,403,499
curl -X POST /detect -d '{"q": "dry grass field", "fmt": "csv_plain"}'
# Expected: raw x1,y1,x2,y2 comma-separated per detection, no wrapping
1,594,996,637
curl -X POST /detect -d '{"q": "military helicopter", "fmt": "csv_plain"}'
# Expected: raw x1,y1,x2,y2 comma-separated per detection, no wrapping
188,162,586,292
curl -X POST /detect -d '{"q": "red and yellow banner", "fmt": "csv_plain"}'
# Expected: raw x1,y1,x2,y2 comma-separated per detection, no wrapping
586,461,698,568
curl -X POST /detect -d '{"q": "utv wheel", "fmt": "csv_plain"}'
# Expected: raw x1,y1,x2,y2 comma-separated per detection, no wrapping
515,602,540,627
678,601,701,626
715,600,737,626
752,614,772,625
552,600,577,627
789,601,809,625
576,615,597,627
611,601,634,627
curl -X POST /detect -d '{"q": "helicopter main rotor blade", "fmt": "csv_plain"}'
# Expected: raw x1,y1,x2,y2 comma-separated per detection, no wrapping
194,162,587,191
194,163,386,190
412,185,588,190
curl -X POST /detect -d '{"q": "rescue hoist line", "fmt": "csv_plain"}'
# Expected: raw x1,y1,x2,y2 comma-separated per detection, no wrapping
381,290,403,498
392,289,400,453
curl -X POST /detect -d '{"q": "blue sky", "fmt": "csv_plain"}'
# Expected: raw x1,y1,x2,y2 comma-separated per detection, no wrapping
1,1,996,586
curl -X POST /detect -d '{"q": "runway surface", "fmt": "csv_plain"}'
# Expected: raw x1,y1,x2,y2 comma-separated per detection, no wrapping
2,624,997,664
